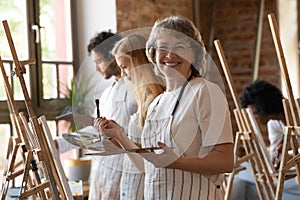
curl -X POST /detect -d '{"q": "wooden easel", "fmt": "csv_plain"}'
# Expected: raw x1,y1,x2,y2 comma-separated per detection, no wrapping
214,39,276,200
267,13,300,200
38,115,73,199
0,56,50,199
0,57,39,199
1,20,73,199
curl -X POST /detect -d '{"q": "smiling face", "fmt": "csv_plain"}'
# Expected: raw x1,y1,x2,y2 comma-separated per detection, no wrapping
155,34,194,80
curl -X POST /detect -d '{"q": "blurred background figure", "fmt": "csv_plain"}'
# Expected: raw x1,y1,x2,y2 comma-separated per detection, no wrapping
232,79,300,200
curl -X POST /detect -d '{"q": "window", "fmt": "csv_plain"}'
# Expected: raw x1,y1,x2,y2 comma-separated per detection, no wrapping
0,0,76,183
0,0,75,130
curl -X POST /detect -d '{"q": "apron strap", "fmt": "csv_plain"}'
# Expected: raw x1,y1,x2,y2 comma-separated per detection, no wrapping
171,73,193,116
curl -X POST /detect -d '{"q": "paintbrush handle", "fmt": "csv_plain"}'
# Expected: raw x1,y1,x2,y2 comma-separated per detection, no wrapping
95,99,100,118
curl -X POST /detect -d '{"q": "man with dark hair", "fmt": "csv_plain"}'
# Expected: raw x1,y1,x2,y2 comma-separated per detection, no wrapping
86,31,136,200
56,31,136,200
87,31,122,79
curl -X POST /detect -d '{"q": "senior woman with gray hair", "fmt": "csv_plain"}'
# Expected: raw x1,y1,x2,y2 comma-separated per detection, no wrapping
95,16,234,199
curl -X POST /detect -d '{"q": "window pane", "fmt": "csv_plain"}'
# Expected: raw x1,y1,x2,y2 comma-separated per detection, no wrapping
42,63,58,99
39,0,74,101
13,67,31,100
0,0,30,100
0,124,11,187
58,64,73,98
0,0,28,60
0,62,30,101
0,63,10,101
39,0,73,61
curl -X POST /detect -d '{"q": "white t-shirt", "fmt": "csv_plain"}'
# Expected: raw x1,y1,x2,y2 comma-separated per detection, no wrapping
142,77,233,200
89,78,137,200
267,119,284,160
144,77,233,156
98,78,137,130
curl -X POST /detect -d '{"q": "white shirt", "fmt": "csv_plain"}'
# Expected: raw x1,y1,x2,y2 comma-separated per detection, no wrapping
267,119,284,160
142,77,233,200
89,78,137,200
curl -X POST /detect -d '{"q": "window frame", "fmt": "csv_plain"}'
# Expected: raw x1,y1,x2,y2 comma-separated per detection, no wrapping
0,0,79,134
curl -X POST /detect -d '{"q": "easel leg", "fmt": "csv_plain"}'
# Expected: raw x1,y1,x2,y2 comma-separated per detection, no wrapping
31,159,47,199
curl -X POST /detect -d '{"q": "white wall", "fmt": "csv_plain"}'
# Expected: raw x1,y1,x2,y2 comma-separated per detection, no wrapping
75,0,117,64
73,0,117,117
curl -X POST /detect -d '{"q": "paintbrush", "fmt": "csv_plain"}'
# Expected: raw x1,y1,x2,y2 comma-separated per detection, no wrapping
95,99,102,140
95,99,100,118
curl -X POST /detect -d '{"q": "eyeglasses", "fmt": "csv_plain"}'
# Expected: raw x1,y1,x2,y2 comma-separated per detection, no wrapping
155,44,192,54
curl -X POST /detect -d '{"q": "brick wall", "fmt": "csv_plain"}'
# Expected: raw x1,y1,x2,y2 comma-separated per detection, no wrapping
201,0,278,135
116,0,280,135
206,0,279,89
116,0,194,31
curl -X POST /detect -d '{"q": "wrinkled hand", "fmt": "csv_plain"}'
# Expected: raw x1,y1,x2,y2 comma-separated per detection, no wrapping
141,142,179,168
94,117,124,139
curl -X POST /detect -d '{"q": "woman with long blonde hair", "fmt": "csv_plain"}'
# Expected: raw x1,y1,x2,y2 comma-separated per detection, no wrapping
108,33,164,199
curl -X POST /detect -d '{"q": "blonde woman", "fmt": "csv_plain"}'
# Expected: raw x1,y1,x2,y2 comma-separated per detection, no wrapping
110,33,164,199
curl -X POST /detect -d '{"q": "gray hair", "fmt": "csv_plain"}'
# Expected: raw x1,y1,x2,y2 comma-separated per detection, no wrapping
145,16,207,77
